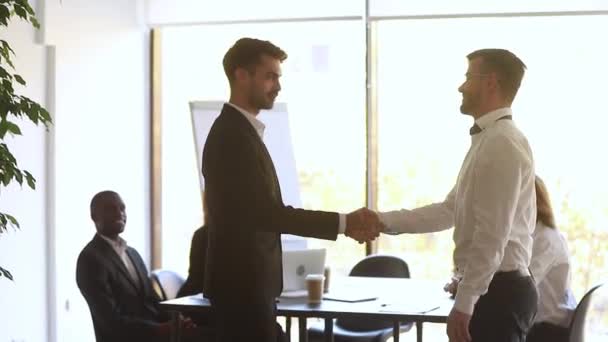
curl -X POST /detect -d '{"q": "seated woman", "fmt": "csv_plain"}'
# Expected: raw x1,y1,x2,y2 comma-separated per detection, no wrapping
527,176,577,342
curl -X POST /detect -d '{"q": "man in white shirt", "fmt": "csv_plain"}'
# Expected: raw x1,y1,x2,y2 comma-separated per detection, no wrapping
378,49,538,342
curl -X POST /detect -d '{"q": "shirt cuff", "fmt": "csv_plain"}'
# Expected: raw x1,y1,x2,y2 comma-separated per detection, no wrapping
377,212,398,235
453,288,480,316
338,214,346,234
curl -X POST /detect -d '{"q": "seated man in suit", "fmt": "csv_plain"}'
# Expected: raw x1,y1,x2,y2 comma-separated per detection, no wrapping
76,190,201,342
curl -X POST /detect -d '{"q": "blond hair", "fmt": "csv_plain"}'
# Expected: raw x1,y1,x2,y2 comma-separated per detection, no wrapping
535,176,556,229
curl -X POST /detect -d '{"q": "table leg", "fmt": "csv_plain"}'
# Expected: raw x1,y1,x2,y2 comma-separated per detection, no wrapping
324,318,334,342
298,317,308,342
285,316,291,342
416,321,423,342
170,310,181,342
391,321,400,342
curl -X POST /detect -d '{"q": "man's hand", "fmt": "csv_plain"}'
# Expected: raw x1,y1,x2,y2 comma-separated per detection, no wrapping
181,316,196,329
157,315,197,336
443,277,460,299
345,208,383,243
447,308,472,342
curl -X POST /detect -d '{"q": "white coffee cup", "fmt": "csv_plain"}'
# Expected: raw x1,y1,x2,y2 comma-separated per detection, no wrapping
305,274,325,304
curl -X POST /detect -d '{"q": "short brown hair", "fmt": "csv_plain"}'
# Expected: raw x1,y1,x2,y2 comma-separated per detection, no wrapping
467,49,526,104
535,176,556,229
223,38,287,84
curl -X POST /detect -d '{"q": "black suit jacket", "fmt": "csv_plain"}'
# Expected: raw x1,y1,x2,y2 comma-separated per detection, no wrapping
76,234,167,342
201,104,339,301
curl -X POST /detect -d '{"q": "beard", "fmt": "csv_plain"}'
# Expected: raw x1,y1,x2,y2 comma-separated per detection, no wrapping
459,93,478,115
250,92,276,110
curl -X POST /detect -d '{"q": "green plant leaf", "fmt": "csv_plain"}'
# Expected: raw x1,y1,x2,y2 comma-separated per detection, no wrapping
0,266,13,281
24,170,35,189
13,74,25,86
2,79,13,92
30,16,39,28
0,5,10,22
14,169,23,185
2,169,12,186
6,121,21,135
0,213,7,228
20,0,35,16
0,67,9,80
13,5,27,20
0,49,12,68
5,213,19,228
0,120,8,138
40,108,52,124
0,40,15,57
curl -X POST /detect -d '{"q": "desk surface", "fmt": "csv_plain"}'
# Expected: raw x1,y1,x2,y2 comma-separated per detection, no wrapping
160,277,453,323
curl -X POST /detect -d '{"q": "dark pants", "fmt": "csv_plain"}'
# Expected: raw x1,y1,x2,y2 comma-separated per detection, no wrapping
526,322,569,342
469,271,538,342
211,296,286,342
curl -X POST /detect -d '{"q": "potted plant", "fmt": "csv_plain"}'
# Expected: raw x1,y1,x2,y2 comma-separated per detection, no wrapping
0,0,52,280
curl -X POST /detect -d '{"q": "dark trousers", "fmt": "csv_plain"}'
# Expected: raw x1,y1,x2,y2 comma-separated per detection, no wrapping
210,296,286,342
526,322,569,342
469,271,538,342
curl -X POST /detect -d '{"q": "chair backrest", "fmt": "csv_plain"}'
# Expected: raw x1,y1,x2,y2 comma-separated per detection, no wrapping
349,254,410,278
337,255,410,331
569,283,605,342
150,269,185,301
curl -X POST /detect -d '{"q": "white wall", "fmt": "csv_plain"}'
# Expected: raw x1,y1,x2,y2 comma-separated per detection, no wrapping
43,0,150,341
0,1,150,341
0,1,49,340
146,0,361,25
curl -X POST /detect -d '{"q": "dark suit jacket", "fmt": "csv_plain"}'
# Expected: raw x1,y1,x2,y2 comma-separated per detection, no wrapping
177,225,208,298
201,104,339,301
76,234,167,342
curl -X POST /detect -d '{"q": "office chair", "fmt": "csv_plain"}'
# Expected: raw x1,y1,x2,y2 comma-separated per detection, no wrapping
150,269,186,301
307,255,414,342
568,283,606,342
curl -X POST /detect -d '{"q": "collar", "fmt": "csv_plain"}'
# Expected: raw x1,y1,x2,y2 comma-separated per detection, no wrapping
97,233,128,253
474,107,513,131
226,102,266,138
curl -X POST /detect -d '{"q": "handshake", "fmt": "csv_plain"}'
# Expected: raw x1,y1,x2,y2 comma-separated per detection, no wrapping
345,208,385,243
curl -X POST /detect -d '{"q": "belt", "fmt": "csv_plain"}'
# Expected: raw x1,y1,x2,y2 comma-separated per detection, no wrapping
495,268,530,278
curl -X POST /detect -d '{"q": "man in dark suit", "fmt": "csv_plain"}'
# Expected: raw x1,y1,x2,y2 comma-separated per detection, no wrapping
201,37,383,342
76,190,200,342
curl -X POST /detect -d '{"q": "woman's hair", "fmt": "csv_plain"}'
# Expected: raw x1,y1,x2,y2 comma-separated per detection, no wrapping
535,176,556,229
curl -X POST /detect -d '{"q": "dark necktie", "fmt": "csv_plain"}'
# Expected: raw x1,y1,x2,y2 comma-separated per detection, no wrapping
469,115,512,135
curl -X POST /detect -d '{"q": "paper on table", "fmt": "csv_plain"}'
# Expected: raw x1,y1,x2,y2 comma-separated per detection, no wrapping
279,290,308,298
379,299,441,314
323,293,378,303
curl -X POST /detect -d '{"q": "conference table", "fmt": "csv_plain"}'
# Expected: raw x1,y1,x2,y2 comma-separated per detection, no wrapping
160,277,454,342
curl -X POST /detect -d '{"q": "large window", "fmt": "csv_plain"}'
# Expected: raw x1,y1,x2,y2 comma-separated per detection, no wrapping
159,21,366,276
375,15,608,300
155,5,608,321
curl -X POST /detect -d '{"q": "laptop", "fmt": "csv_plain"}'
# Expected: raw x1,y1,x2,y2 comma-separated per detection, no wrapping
279,248,326,298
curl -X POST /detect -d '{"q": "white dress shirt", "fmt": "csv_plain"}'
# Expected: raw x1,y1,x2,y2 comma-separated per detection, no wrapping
98,233,140,284
530,222,577,327
380,107,536,315
226,102,346,233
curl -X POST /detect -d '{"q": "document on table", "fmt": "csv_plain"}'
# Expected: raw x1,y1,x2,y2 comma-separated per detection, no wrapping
379,299,442,314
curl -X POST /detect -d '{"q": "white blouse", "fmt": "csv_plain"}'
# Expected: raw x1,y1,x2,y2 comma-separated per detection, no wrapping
529,222,577,327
